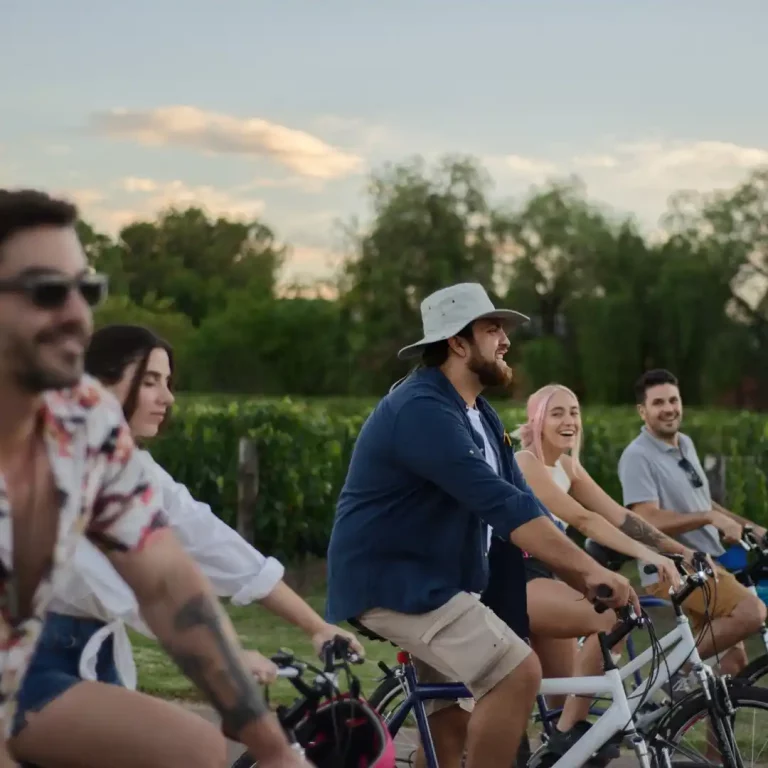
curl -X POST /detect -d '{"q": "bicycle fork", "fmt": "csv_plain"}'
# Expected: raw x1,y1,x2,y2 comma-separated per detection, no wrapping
694,665,741,768
626,732,653,768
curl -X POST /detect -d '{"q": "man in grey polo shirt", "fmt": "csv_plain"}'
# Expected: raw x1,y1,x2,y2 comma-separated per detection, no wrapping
619,368,767,678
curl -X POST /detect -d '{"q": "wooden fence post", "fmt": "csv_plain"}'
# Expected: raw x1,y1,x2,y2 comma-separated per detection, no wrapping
704,454,726,505
237,438,259,543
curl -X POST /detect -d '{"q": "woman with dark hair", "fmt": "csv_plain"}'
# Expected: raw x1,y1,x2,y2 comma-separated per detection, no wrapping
10,324,360,768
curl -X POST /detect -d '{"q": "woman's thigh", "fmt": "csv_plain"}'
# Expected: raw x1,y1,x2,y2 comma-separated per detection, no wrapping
10,681,228,768
527,578,616,638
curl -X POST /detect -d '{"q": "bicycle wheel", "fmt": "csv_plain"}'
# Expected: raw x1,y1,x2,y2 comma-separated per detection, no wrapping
369,674,532,767
736,652,768,688
653,682,768,768
369,675,421,766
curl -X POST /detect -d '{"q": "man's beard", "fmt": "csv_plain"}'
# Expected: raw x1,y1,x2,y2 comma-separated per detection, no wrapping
468,350,513,388
11,324,87,393
651,416,680,439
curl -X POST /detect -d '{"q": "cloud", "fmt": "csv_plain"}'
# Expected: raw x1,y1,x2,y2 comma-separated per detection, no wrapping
89,106,364,180
310,114,395,154
281,244,343,285
120,176,158,193
69,177,266,234
487,139,768,229
503,154,559,178
66,188,107,207
565,139,768,225
43,144,72,157
572,154,618,169
577,140,768,186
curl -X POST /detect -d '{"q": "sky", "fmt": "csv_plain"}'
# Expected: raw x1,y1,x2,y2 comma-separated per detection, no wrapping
2,0,767,286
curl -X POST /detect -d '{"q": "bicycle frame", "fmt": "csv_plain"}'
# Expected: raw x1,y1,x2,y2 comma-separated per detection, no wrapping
386,609,708,768
385,657,653,768
383,659,470,768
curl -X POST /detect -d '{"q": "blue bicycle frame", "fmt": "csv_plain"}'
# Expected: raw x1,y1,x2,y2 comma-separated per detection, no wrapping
385,658,473,768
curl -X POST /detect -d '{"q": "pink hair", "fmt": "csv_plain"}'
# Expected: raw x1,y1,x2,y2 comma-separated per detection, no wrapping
517,383,582,470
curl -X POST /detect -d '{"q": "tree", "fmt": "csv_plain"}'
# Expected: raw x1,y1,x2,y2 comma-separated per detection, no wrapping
663,167,768,403
339,154,505,392
186,293,347,396
118,208,285,326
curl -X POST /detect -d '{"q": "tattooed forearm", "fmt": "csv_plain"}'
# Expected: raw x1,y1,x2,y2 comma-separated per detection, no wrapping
619,512,680,553
162,593,269,734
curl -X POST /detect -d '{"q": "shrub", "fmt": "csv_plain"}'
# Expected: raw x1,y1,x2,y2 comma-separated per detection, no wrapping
150,398,768,559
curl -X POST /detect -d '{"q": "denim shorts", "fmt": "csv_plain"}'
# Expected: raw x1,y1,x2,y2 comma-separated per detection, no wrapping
13,612,122,738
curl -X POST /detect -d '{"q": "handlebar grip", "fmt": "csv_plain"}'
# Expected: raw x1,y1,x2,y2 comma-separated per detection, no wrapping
692,551,713,574
320,635,358,671
592,584,613,614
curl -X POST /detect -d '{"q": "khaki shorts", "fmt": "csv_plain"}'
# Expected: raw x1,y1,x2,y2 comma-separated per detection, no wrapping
359,592,531,716
645,565,751,632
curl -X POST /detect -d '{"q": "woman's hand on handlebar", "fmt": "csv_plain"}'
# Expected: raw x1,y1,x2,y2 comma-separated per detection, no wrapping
646,552,683,589
310,622,365,659
682,547,718,582
243,649,280,684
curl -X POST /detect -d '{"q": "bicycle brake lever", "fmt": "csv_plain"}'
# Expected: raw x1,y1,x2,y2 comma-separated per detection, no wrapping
272,649,295,666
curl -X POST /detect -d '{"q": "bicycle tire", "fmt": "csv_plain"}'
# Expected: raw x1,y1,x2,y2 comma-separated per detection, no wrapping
230,752,256,768
735,651,768,687
369,674,404,713
369,673,532,768
652,681,768,768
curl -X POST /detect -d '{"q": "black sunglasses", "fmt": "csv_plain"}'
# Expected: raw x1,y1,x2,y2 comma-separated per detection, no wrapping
678,457,704,489
0,272,108,310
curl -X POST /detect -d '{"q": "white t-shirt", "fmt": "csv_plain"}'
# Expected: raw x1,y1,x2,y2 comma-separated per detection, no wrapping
467,406,500,549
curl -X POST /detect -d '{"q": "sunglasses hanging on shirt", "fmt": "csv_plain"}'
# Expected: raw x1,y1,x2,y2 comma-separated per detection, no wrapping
678,456,704,489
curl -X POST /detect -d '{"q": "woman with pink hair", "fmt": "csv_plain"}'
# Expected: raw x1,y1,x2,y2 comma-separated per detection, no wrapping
512,383,693,756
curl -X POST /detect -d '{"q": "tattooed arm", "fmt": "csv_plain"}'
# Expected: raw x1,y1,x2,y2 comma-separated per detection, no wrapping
106,528,305,767
616,510,688,555
564,456,688,555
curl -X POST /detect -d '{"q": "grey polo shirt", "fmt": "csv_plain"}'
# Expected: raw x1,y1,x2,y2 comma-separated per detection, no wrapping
618,427,723,585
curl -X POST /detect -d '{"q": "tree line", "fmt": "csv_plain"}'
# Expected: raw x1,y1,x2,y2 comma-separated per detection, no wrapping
84,155,768,407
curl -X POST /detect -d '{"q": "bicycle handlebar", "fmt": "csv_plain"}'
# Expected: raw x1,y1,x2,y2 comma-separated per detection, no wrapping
640,551,714,605
233,637,365,746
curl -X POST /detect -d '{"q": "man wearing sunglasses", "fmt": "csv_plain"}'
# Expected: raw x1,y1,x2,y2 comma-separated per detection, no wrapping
0,189,305,768
618,368,767,683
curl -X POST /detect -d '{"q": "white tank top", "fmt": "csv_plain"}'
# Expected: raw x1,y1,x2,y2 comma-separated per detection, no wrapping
543,458,571,527
548,458,572,493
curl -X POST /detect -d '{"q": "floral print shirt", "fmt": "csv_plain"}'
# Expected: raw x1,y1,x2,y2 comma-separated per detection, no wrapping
0,375,166,736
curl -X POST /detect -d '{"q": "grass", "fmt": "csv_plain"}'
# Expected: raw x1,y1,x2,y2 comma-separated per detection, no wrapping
132,585,398,707
132,575,768,763
133,564,650,707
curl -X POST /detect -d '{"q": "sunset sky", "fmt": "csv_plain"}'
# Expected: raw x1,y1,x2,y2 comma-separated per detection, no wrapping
3,0,766,286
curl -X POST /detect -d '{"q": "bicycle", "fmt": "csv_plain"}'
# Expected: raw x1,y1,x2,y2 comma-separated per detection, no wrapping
366,556,768,767
586,526,768,688
230,637,395,768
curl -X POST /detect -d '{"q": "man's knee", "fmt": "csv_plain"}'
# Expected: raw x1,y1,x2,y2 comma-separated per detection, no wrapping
735,594,767,636
428,705,470,742
485,650,542,702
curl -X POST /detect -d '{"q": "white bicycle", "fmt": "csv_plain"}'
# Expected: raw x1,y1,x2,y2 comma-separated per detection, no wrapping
368,555,768,767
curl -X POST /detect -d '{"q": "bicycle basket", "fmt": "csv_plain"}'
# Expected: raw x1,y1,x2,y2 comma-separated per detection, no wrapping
294,693,395,768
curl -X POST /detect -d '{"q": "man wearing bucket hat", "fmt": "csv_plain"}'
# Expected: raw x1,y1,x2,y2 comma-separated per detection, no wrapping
326,282,636,768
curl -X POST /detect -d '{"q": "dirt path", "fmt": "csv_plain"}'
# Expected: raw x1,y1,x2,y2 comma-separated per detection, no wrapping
180,701,640,766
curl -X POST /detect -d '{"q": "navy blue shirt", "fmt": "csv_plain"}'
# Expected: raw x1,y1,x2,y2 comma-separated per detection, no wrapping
325,367,551,624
